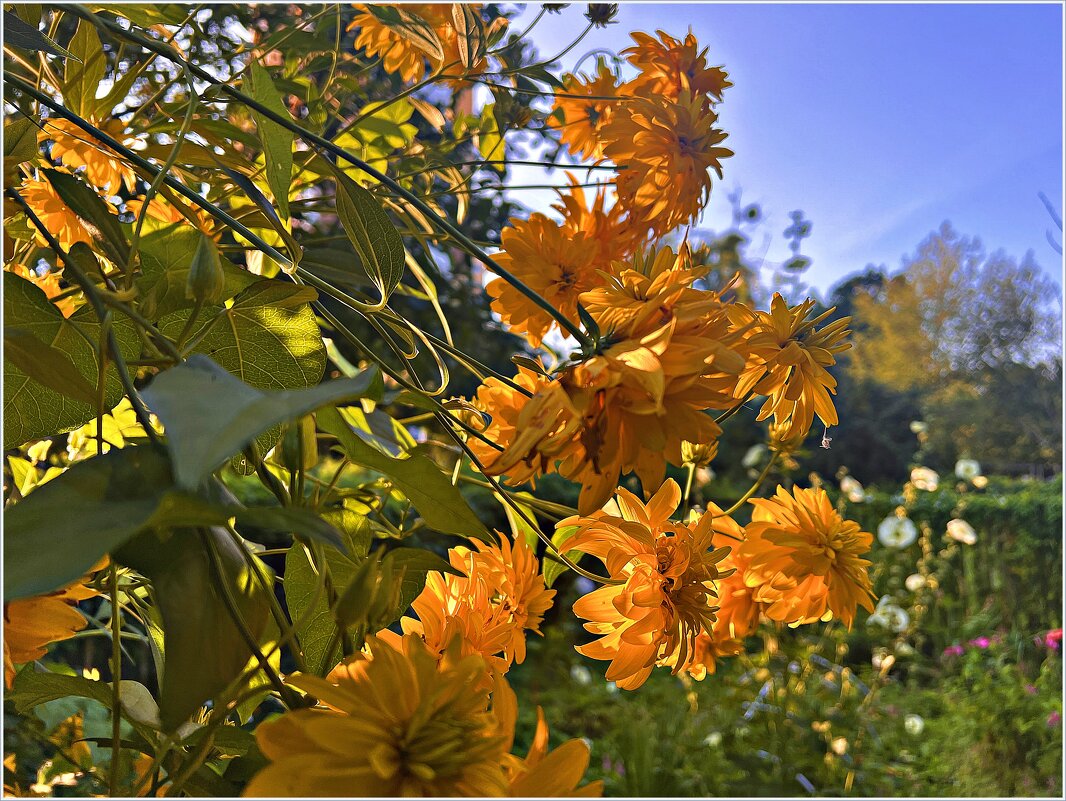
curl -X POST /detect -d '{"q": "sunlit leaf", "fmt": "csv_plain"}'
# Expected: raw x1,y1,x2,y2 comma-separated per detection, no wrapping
2,10,74,58
3,326,99,404
62,20,107,119
245,61,294,219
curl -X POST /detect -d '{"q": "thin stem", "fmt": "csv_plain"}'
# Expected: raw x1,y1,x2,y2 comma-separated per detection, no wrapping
715,453,781,519
108,564,123,797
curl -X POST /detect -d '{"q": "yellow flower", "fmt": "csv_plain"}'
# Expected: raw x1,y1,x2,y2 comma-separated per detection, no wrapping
602,91,733,236
467,367,554,485
548,61,624,161
40,117,136,192
5,263,75,317
16,177,97,250
4,563,103,688
740,485,875,628
624,30,732,104
244,635,511,797
506,706,604,797
487,213,600,348
552,179,637,269
730,294,852,440
561,479,734,689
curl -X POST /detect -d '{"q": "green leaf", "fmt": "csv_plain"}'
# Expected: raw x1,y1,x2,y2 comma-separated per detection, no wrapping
4,115,39,164
115,526,271,732
245,62,294,219
136,223,257,320
329,165,406,306
283,510,373,675
501,492,541,551
2,10,74,58
158,279,326,392
363,4,444,61
235,505,345,550
543,525,580,589
141,354,383,490
43,169,129,266
318,406,489,540
3,326,100,404
385,546,463,616
62,21,107,119
91,3,191,27
450,4,485,69
2,272,138,449
478,103,506,173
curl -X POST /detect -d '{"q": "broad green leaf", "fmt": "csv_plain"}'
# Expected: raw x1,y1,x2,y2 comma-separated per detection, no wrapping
3,446,216,600
501,492,541,551
43,168,129,266
115,526,271,732
90,3,191,27
3,327,99,404
543,525,580,589
141,354,383,490
235,505,345,550
2,10,74,58
62,21,107,119
451,4,485,69
158,279,326,392
284,510,373,675
363,4,444,61
330,165,406,306
478,103,506,173
4,116,39,166
318,406,489,540
136,223,257,320
3,272,138,449
245,62,294,219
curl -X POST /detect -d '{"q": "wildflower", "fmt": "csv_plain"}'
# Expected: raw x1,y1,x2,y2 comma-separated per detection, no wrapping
909,421,928,434
867,597,910,633
904,573,926,592
244,635,512,796
570,664,593,685
945,518,977,546
584,3,618,27
877,513,917,549
40,117,136,192
741,485,876,628
1044,628,1062,651
682,439,719,469
1048,711,1061,727
730,295,852,441
954,458,981,481
505,704,603,797
910,467,939,492
17,177,97,249
967,636,991,649
3,562,103,688
561,479,734,689
971,475,989,489
553,180,636,267
549,62,624,161
6,263,74,317
904,714,925,736
487,213,600,347
839,475,865,503
942,644,964,658
623,30,732,104
602,91,732,236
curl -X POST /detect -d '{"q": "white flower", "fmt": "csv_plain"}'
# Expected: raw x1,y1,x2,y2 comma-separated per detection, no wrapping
605,681,619,695
910,467,939,492
704,731,723,747
840,475,865,503
904,713,925,736
878,515,918,549
880,605,911,633
946,518,977,546
909,421,928,434
955,459,981,480
570,664,593,686
895,642,916,657
905,573,926,592
831,737,848,755
742,443,767,469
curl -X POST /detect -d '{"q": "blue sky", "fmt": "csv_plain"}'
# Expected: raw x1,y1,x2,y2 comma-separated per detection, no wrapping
503,2,1064,295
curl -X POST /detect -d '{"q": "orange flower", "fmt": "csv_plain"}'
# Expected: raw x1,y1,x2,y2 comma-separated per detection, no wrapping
730,294,852,440
390,534,554,670
17,177,97,250
624,30,732,104
245,635,512,797
40,117,136,193
5,263,75,317
602,91,733,236
553,179,636,269
467,367,554,485
561,479,734,689
487,213,600,347
549,61,624,161
4,564,102,688
505,705,603,797
740,485,875,628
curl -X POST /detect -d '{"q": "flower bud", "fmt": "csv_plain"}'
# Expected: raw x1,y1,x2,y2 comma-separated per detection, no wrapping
186,233,225,304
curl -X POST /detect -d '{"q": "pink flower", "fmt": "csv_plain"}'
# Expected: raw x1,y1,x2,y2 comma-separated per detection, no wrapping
943,644,965,658
1047,711,1061,727
1043,629,1062,651
1025,684,1038,695
967,636,991,649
